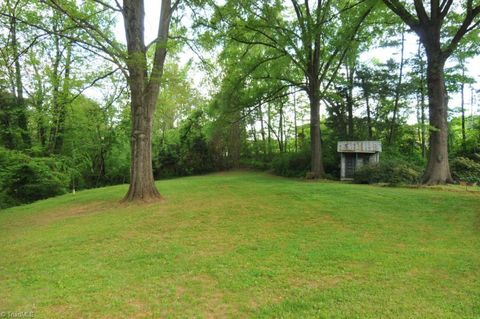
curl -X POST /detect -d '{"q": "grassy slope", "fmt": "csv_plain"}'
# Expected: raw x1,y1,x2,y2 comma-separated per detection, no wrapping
1,171,479,318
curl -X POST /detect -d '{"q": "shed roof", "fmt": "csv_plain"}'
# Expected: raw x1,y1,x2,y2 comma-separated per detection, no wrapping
337,141,382,153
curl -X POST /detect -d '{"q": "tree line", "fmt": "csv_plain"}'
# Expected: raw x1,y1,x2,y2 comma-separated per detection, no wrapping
0,0,479,207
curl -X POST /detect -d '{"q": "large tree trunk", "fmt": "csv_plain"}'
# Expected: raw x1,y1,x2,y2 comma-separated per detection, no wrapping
122,0,173,201
124,89,160,201
309,93,325,178
423,52,453,184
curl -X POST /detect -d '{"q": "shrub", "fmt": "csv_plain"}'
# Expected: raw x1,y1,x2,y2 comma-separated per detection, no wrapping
353,160,421,185
451,157,480,184
240,159,272,171
0,147,69,208
272,151,311,177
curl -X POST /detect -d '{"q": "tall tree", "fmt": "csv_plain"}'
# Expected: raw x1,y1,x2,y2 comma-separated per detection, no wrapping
121,0,177,201
1,0,31,148
209,0,376,178
382,0,480,184
43,0,179,200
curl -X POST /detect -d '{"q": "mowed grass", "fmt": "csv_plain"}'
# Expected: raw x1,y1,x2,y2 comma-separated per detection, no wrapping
1,171,479,318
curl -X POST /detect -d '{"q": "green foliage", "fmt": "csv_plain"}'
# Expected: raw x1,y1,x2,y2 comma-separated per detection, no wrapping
271,150,311,178
154,109,224,178
353,160,421,185
0,91,29,150
0,147,69,208
451,157,480,184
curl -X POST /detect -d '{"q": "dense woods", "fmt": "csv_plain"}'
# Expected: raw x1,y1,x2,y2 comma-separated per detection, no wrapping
1,0,479,207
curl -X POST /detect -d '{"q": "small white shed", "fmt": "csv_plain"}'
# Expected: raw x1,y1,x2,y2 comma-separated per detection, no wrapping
337,141,382,181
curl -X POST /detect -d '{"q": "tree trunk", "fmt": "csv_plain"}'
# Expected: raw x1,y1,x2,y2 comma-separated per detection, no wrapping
309,92,325,178
122,0,173,201
124,90,160,201
10,13,30,148
460,67,466,152
364,83,372,139
279,104,284,152
293,91,298,152
257,104,267,159
423,52,453,184
53,41,72,154
388,27,405,144
267,103,272,157
419,45,427,159
346,64,355,139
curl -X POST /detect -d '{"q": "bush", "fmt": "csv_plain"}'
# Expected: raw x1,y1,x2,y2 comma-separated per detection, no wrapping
0,147,69,208
272,151,311,177
240,159,272,171
451,157,480,184
353,160,421,185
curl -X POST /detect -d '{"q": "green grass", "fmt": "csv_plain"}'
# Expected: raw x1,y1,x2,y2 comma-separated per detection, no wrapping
1,171,479,318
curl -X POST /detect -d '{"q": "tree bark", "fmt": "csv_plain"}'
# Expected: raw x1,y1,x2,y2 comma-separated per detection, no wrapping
52,41,72,154
122,0,173,201
345,63,355,139
460,66,466,152
10,12,30,148
422,51,453,184
418,43,427,159
279,104,284,152
363,78,372,139
309,92,325,178
388,27,405,144
267,103,272,157
293,91,298,152
257,104,267,159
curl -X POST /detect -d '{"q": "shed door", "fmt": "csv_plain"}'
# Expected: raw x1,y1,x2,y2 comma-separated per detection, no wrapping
345,153,356,178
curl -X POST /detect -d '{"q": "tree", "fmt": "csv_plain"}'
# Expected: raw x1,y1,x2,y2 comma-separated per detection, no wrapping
0,0,31,149
42,0,179,200
207,0,377,178
381,0,480,184
121,0,177,201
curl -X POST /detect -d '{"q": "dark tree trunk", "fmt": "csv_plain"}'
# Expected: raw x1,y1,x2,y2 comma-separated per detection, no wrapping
460,67,466,152
279,104,284,152
308,92,325,178
52,42,72,154
124,89,159,200
10,14,30,148
388,27,405,144
122,0,173,201
418,44,427,159
257,104,267,159
267,103,272,157
293,91,298,152
423,51,453,184
363,80,372,139
346,64,355,139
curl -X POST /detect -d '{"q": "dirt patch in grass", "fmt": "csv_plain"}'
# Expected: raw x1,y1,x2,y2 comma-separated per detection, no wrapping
474,210,480,231
15,201,119,227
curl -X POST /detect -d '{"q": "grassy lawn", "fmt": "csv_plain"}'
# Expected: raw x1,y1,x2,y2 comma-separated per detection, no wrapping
1,171,479,318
